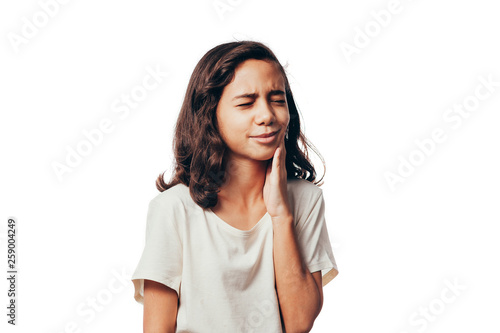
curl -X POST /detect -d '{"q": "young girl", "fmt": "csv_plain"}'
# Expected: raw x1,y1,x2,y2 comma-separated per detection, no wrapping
131,40,339,333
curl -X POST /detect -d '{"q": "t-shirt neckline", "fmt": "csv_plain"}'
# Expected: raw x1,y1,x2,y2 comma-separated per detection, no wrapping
207,208,270,236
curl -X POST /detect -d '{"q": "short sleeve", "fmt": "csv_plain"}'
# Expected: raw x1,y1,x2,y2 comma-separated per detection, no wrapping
296,190,339,287
131,200,183,304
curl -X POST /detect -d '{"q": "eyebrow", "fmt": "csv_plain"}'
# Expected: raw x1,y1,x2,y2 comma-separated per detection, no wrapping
232,89,285,101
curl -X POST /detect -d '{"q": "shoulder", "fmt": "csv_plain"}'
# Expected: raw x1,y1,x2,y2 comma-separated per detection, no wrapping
149,183,192,209
286,178,324,224
145,184,193,234
287,178,323,203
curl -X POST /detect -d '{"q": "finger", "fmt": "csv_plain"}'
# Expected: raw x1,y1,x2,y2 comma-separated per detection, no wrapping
281,140,286,161
273,146,280,172
279,140,285,167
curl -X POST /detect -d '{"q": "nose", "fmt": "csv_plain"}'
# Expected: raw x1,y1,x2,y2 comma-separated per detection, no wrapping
254,99,276,126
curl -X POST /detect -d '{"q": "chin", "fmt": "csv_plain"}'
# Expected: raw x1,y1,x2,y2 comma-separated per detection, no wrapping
253,150,276,161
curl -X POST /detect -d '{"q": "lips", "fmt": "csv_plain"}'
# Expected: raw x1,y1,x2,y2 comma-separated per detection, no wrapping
251,129,280,138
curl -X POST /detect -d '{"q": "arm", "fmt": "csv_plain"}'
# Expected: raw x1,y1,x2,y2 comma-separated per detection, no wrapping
143,279,179,333
273,216,324,333
263,138,324,332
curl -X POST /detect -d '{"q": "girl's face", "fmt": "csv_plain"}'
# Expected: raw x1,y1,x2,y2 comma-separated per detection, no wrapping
215,59,290,161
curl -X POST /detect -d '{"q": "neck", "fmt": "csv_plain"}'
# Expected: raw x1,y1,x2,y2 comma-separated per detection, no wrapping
217,154,268,209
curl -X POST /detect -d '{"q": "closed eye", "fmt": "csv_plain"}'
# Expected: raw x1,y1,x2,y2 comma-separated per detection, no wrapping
237,100,285,107
237,102,253,107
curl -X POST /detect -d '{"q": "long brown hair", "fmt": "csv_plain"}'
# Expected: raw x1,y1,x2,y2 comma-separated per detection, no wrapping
156,40,325,208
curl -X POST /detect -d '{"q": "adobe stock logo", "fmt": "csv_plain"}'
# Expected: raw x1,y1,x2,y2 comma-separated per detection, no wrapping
384,74,499,192
397,277,466,333
212,0,244,21
7,0,72,54
51,64,168,182
51,267,132,333
340,0,417,64
237,298,275,333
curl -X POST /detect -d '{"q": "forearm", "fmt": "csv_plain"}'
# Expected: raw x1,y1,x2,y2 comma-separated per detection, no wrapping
272,216,322,333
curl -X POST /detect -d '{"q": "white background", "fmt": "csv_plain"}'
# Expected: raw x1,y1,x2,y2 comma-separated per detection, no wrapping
1,0,499,332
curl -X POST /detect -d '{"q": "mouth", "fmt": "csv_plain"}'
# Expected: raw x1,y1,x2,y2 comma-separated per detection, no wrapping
250,129,280,144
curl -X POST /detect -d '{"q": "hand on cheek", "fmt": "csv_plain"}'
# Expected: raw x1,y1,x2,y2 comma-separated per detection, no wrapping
263,133,292,221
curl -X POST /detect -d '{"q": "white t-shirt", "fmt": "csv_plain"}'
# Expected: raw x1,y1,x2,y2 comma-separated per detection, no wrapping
131,178,339,332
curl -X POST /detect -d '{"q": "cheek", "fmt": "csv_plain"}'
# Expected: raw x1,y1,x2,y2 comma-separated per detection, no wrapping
225,114,248,132
218,114,249,144
280,109,290,126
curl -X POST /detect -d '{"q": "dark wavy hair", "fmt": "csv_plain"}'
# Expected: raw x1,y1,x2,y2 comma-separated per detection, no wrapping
156,40,325,208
